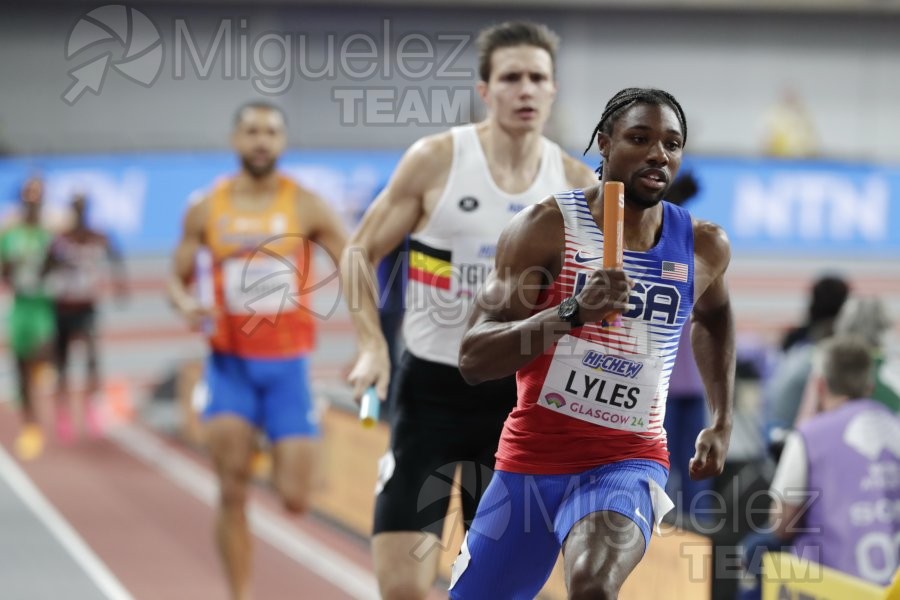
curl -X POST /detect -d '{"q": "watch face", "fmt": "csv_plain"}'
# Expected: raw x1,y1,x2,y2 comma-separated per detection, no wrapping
559,297,577,320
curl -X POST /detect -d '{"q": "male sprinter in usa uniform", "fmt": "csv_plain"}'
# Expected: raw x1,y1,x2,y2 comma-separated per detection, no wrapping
341,22,597,599
168,102,346,600
454,88,734,599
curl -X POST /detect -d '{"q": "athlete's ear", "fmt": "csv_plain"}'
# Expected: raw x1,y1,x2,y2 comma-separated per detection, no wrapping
476,80,489,106
598,132,611,160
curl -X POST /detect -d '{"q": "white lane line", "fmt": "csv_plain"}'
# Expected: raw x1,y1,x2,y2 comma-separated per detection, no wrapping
107,424,379,600
0,444,134,600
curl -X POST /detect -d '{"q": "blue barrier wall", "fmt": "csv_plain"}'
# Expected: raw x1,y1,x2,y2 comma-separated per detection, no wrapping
0,152,896,256
681,156,896,257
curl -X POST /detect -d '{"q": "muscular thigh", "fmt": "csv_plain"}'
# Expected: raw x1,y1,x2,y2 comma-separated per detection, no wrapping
557,459,671,593
271,437,319,497
205,415,257,478
562,511,645,593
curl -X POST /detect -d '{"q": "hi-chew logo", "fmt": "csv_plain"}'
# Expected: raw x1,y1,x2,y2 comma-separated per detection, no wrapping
582,350,644,379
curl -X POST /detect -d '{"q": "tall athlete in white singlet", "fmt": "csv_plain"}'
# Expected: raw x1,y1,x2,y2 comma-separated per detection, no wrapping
403,124,567,364
340,22,597,600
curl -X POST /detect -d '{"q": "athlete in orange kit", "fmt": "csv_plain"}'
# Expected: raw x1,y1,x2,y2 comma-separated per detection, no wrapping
168,102,347,600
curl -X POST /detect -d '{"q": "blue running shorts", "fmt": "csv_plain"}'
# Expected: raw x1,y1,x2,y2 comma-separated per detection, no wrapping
449,459,670,599
202,351,318,441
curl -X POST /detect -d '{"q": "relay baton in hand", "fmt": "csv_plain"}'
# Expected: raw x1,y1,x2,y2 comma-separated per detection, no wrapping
359,386,380,428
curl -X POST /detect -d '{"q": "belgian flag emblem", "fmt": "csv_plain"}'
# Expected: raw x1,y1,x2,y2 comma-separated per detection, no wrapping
408,240,452,290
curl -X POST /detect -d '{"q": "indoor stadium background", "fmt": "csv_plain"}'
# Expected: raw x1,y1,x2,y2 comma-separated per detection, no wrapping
0,2,898,599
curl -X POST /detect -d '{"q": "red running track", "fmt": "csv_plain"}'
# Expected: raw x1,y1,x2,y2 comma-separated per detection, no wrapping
0,406,397,600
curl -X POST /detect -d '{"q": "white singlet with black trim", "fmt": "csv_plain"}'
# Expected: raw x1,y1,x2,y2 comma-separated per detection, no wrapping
403,124,568,366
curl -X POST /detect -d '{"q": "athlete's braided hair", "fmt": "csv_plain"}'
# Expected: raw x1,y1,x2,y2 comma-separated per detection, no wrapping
583,88,688,176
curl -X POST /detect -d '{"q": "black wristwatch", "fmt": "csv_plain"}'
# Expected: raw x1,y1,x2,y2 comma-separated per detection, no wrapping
557,296,582,328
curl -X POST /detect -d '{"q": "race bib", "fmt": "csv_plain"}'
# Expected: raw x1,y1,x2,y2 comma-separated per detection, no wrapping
537,335,662,433
222,255,299,315
450,237,496,299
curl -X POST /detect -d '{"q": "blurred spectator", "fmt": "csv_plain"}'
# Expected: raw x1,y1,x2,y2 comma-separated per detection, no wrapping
835,297,900,413
764,275,849,436
664,170,700,206
795,297,900,424
739,336,900,599
761,88,819,158
781,275,849,353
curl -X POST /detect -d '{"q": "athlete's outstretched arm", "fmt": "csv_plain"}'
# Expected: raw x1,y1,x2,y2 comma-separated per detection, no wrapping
339,136,445,402
687,221,735,481
167,197,213,328
458,201,631,385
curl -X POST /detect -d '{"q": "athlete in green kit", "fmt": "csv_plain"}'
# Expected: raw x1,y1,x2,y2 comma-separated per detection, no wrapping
1,178,55,460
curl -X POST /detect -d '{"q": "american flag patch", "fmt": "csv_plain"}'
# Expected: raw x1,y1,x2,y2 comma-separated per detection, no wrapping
661,261,688,282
